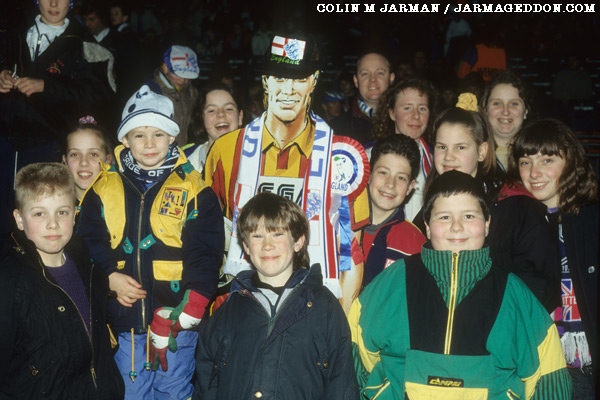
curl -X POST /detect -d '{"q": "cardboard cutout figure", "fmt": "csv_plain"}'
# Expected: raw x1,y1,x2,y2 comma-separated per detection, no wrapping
204,34,370,313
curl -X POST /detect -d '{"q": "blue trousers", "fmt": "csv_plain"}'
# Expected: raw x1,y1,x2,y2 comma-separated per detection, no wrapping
114,330,197,400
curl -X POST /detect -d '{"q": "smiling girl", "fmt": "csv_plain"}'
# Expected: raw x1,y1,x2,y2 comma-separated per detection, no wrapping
511,119,598,397
63,116,113,201
187,83,244,172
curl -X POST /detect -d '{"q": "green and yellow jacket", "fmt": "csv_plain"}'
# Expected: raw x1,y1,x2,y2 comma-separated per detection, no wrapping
349,244,571,400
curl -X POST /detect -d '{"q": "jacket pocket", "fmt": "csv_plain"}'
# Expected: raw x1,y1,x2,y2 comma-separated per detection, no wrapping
209,336,231,389
363,378,392,399
152,260,183,281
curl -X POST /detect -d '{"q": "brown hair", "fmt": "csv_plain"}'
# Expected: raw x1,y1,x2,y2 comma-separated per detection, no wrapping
371,77,438,142
480,70,530,115
424,107,503,200
63,120,114,159
236,192,310,270
15,163,77,210
509,119,598,214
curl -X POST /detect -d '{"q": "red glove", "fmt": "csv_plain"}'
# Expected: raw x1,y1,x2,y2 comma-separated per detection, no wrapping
169,290,209,339
148,308,175,371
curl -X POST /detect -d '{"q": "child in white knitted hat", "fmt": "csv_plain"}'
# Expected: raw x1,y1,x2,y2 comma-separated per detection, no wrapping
78,85,224,399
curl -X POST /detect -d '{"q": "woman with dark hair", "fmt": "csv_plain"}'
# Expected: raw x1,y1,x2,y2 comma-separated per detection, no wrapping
511,119,598,398
187,83,243,172
480,71,530,170
370,77,438,220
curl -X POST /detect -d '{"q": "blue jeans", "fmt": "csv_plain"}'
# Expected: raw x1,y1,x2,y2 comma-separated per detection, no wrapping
114,330,198,400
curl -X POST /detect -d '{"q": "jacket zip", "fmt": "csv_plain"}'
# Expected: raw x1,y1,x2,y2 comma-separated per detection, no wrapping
40,260,98,388
443,252,459,355
120,174,147,330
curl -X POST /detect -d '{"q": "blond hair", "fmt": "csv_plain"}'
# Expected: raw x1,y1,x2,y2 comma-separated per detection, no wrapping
15,163,77,210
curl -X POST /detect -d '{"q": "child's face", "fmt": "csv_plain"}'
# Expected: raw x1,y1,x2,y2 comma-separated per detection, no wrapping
38,0,70,26
434,123,487,178
518,152,565,208
203,89,243,144
63,129,112,199
369,153,415,224
389,88,430,140
425,193,490,253
242,222,305,287
13,192,76,266
121,127,175,170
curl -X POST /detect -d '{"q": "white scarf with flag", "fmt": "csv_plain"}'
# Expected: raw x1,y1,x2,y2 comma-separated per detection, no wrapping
225,112,344,297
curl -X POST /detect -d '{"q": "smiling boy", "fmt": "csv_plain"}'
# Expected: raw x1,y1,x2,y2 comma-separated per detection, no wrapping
0,163,123,399
359,135,425,288
350,170,571,399
78,85,224,399
194,192,358,399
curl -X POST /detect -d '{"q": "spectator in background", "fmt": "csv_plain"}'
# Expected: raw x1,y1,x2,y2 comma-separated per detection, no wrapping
0,0,115,235
146,45,200,146
331,52,395,144
82,1,119,55
109,0,141,100
320,89,345,122
552,55,593,106
251,19,271,57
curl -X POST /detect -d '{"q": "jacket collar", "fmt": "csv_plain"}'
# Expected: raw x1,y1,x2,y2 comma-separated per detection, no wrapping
231,264,322,295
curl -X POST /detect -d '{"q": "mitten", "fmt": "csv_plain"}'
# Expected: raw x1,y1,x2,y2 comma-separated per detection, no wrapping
148,307,176,371
169,289,209,339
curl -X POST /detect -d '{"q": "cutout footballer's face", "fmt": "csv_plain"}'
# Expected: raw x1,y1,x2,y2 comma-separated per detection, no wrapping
38,0,70,26
426,193,490,253
263,73,318,125
518,152,566,209
242,221,305,287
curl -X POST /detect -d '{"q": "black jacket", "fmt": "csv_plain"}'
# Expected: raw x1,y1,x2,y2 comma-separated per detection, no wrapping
193,266,359,400
0,231,124,400
330,96,373,145
0,18,115,149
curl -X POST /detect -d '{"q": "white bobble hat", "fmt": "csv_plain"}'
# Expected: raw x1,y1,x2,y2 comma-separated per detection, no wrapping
117,85,180,140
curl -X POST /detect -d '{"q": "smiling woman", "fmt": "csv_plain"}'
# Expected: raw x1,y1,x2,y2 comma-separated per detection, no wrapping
481,71,530,170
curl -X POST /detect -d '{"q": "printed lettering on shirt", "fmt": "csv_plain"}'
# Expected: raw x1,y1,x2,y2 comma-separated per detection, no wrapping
257,176,304,204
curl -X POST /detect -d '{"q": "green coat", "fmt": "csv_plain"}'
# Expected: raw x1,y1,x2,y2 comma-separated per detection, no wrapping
349,245,571,400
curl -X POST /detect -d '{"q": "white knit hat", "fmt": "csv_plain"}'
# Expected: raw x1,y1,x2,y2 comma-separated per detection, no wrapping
117,85,180,140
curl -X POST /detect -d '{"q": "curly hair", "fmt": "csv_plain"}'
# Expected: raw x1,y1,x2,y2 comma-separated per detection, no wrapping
508,119,598,214
370,77,438,143
423,107,504,200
